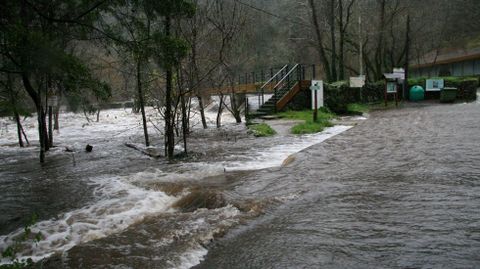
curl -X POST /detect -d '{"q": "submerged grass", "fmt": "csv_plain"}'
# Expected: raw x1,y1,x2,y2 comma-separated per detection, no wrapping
249,123,277,137
347,103,370,114
347,102,402,114
277,109,335,135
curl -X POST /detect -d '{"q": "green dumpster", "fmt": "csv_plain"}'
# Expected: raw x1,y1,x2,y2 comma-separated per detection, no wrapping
409,85,425,101
440,87,457,103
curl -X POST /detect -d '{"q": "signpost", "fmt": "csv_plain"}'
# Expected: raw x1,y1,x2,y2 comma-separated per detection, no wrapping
383,73,400,107
310,80,323,122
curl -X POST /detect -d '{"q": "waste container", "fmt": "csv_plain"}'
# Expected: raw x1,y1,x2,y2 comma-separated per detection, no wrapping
440,87,457,103
409,85,425,101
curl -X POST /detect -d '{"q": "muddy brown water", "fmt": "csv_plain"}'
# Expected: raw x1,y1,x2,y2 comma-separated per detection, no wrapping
194,102,480,269
1,102,480,268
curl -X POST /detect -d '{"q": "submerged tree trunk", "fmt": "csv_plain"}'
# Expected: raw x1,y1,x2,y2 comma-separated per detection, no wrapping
22,74,47,162
14,111,24,147
48,105,53,147
197,95,208,129
216,93,224,128
137,58,150,147
165,16,175,159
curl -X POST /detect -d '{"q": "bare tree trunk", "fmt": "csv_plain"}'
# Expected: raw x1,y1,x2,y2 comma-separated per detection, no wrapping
137,58,150,147
37,107,46,162
338,0,345,80
165,16,175,159
197,95,208,129
309,0,333,82
42,108,50,152
216,93,224,128
374,0,386,80
181,94,188,155
14,111,24,147
96,108,100,122
330,0,337,81
48,105,53,147
20,123,29,146
7,75,24,147
54,104,60,130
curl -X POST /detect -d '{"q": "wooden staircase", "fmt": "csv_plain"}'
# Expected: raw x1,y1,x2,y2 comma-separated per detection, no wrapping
254,64,311,117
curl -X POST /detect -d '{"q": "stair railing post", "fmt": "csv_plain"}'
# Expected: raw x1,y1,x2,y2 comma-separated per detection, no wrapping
270,68,274,86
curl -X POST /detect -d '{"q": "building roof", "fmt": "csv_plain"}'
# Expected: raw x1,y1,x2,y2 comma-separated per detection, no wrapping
411,47,480,69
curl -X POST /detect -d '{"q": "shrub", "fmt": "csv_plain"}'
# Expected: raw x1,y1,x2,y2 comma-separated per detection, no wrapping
249,123,276,137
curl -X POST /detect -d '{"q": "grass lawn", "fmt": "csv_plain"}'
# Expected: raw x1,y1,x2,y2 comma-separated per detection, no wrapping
277,109,335,134
249,123,277,137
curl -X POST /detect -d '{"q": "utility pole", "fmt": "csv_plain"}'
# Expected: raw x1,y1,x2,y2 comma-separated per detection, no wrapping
359,15,363,76
404,15,411,100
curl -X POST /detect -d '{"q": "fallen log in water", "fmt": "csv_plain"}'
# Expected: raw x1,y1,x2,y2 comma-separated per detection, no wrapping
125,143,163,158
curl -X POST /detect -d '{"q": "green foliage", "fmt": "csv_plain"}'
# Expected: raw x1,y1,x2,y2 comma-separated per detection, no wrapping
291,121,334,134
249,123,276,137
0,214,42,269
347,103,369,114
324,83,360,114
146,0,196,18
361,81,385,103
153,35,190,69
278,110,335,135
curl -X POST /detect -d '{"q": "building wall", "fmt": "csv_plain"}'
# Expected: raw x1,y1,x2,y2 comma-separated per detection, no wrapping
411,58,480,77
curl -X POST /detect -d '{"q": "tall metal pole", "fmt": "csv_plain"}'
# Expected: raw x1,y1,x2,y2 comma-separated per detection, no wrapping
404,15,411,100
359,15,363,76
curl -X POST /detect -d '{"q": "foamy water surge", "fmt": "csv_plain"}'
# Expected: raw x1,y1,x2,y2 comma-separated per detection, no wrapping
0,176,178,263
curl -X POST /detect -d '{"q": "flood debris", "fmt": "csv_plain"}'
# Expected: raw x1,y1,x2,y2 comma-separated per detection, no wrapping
125,143,162,158
85,144,93,152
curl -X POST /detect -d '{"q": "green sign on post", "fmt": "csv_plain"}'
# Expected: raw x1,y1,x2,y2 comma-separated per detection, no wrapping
386,81,397,93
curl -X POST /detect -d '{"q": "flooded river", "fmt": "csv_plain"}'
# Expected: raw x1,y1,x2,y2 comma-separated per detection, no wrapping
196,102,480,269
1,101,479,268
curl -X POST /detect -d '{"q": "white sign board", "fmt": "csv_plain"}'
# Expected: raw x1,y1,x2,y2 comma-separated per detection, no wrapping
350,76,365,88
47,96,58,107
310,80,324,109
393,68,405,80
426,79,444,91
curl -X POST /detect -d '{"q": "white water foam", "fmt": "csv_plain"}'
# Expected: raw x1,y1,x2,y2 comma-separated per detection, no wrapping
0,176,178,263
224,125,352,171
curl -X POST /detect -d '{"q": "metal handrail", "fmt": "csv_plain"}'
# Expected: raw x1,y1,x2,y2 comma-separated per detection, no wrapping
273,64,299,90
260,64,288,89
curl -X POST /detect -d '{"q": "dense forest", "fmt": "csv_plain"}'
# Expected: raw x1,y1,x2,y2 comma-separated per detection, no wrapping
1,0,479,162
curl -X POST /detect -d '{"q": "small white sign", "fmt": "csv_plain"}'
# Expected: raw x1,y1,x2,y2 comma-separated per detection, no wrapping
350,76,365,88
393,68,405,80
310,80,324,109
47,96,58,107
